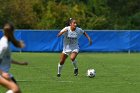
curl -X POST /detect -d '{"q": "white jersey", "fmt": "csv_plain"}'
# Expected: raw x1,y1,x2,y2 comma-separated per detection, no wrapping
0,36,11,72
61,26,84,52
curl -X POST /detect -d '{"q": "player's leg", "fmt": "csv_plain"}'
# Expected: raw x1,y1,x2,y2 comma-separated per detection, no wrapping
70,52,78,76
0,76,21,93
6,76,18,93
57,53,68,77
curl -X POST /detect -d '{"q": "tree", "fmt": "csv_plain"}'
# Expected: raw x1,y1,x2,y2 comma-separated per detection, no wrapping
0,0,139,30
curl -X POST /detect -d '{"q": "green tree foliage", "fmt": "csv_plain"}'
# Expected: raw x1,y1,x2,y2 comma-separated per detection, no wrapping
0,0,139,30
0,0,40,28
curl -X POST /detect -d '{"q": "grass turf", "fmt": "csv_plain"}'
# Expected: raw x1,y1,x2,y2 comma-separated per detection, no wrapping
1,52,140,93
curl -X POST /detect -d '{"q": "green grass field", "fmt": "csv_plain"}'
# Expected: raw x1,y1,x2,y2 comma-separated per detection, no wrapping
1,52,140,93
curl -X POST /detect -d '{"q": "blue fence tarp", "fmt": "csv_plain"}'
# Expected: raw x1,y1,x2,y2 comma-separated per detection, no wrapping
0,30,140,52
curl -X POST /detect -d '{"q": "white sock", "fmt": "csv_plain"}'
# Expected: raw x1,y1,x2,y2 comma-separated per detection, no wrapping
58,64,63,74
6,90,14,93
72,60,78,69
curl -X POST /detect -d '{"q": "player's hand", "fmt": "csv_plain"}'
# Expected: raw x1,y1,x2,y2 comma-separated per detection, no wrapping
2,72,10,80
19,40,25,48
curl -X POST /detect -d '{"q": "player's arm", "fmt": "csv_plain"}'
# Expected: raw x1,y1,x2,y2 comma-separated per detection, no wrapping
11,60,28,65
83,32,92,45
57,27,67,37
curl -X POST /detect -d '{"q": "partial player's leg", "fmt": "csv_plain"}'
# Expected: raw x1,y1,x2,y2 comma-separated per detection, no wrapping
57,53,68,77
0,76,21,93
70,52,78,76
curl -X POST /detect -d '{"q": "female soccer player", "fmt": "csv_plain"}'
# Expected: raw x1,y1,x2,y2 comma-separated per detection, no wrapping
57,18,92,77
0,22,28,93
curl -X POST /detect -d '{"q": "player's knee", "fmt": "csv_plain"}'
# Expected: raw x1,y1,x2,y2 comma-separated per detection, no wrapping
70,57,75,61
60,60,65,65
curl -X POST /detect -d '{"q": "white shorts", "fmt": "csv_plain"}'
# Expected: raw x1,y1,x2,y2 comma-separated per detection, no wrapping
62,49,79,55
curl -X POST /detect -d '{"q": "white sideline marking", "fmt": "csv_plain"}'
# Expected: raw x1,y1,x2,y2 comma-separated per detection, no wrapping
58,81,73,83
17,80,29,82
17,80,73,83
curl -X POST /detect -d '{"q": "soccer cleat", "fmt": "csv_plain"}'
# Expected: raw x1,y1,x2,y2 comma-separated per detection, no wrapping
74,68,78,76
57,74,61,77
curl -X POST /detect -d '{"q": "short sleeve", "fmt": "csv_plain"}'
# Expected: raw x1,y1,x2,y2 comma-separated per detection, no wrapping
60,27,69,36
0,38,8,59
60,27,68,33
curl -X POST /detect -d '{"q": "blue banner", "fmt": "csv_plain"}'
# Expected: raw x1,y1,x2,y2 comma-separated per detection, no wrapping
0,30,140,52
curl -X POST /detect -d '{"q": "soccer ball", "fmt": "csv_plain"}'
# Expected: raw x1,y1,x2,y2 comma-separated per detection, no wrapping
87,69,96,78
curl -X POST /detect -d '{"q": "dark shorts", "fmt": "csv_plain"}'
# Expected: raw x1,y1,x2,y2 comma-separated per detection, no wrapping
11,77,17,84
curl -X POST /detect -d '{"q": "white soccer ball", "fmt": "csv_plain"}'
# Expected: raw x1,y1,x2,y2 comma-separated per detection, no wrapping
87,69,96,78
